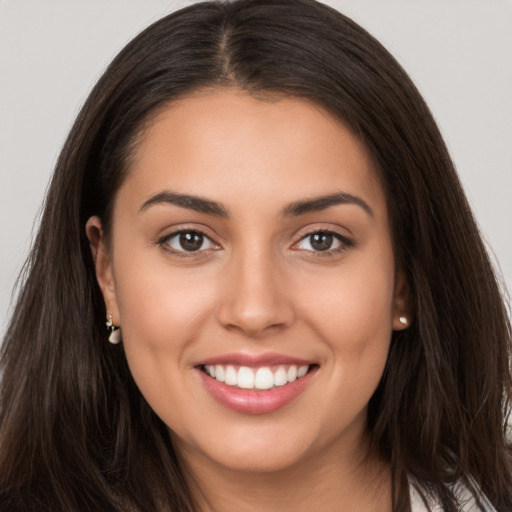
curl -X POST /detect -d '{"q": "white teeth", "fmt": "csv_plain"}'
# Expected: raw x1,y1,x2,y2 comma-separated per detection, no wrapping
297,365,308,378
274,366,288,386
287,365,298,382
255,367,274,390
225,365,237,386
237,366,255,389
214,365,225,382
204,364,311,389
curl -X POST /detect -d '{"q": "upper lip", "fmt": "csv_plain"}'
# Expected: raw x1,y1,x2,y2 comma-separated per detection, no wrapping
195,352,316,368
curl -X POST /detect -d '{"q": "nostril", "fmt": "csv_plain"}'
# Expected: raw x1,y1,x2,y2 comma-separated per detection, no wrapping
217,296,295,337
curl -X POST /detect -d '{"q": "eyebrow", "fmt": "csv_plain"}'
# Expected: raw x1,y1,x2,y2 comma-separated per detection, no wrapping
139,191,230,217
282,192,374,218
139,190,374,218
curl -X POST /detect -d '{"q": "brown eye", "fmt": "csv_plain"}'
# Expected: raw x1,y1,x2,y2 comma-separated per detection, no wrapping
310,232,334,251
294,230,350,253
179,232,204,251
164,230,217,253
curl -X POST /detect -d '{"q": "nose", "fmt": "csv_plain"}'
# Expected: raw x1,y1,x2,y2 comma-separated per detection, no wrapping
216,247,295,337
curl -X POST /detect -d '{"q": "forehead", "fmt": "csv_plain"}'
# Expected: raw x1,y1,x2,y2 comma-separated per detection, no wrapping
118,89,386,218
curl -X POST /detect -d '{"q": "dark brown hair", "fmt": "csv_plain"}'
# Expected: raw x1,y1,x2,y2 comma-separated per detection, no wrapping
1,1,511,510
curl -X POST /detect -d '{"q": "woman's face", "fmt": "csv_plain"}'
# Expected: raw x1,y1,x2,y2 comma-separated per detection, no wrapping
89,90,407,475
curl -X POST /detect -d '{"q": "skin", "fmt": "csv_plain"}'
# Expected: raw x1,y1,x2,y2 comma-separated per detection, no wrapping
87,89,409,512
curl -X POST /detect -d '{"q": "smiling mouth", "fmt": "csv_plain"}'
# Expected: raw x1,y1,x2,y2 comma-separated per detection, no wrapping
200,364,316,390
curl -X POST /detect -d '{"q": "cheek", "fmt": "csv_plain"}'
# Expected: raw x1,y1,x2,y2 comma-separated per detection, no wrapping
304,272,393,431
112,252,219,387
114,242,218,332
294,249,395,395
113,268,224,433
299,254,395,342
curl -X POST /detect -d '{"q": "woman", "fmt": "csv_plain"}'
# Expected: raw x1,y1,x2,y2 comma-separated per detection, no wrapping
0,0,511,510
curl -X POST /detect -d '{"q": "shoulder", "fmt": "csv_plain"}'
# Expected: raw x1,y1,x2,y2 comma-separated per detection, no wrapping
409,478,497,512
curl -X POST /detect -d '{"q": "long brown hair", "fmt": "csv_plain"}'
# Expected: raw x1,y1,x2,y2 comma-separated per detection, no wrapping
1,1,511,510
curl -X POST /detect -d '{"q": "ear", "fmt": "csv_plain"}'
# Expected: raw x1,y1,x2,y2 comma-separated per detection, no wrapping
86,216,120,325
392,271,411,331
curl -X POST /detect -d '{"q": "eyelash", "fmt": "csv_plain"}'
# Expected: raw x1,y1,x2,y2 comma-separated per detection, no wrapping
157,228,354,258
158,228,219,258
293,229,354,257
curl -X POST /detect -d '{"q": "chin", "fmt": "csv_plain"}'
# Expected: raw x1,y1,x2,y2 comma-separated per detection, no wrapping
170,418,320,474
206,443,309,474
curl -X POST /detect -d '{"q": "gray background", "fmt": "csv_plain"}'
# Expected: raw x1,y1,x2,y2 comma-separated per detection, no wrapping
1,0,511,339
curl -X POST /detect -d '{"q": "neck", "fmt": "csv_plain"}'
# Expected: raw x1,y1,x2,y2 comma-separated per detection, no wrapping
178,431,392,512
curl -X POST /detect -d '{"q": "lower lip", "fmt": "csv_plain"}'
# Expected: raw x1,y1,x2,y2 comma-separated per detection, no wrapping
197,367,317,415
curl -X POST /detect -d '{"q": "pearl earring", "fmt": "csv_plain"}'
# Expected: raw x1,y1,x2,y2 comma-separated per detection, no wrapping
106,313,121,344
399,315,408,326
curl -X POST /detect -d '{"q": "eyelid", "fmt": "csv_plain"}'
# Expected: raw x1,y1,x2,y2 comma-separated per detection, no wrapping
291,226,354,253
157,226,221,256
156,224,353,257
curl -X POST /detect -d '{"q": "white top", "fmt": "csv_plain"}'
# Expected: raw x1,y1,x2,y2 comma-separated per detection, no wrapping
410,479,497,511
